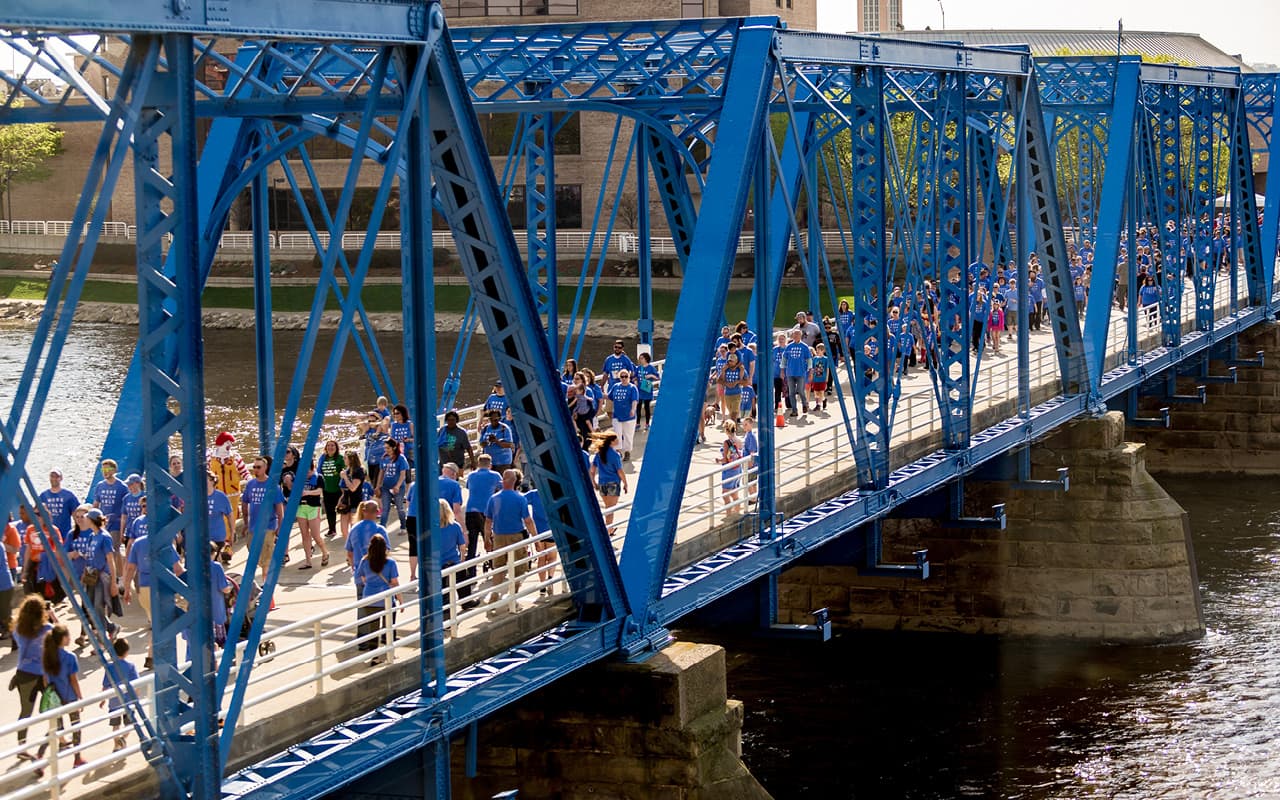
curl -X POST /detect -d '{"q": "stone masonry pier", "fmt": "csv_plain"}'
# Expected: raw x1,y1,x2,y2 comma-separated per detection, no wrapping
778,412,1205,643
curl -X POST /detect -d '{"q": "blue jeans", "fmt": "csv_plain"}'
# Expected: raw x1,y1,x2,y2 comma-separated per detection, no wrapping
785,375,807,412
379,485,407,528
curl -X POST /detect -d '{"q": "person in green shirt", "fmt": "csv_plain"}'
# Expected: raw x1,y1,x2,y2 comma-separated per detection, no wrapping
318,439,345,538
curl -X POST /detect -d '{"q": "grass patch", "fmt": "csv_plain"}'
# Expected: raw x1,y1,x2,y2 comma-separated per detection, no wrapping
0,276,834,327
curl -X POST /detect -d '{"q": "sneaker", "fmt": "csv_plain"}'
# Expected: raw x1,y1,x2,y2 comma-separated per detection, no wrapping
113,737,126,752
789,410,797,418
144,657,153,670
73,755,87,769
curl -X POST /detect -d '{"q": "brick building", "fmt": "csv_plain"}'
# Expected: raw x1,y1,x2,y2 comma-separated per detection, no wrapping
4,1,815,236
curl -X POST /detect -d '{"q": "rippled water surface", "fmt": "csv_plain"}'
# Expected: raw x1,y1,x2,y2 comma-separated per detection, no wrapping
0,321,642,489
727,476,1280,799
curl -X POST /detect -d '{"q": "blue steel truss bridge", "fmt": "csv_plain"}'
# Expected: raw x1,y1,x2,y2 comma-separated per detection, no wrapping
0,2,1277,799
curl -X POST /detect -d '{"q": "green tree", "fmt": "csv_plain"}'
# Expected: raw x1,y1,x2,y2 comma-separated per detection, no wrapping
0,119,64,223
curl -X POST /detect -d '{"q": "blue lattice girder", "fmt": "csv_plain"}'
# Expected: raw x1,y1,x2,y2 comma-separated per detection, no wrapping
134,32,221,799
1020,72,1088,395
425,24,630,622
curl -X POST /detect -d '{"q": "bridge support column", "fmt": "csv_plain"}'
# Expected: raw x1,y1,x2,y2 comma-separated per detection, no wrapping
1128,323,1280,476
453,641,769,800
778,412,1204,643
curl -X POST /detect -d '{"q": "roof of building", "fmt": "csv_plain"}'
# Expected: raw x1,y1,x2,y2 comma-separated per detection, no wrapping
879,29,1250,71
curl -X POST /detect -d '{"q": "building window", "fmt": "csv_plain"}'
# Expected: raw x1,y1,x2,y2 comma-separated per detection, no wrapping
861,0,880,32
506,184,582,229
479,113,580,156
441,0,577,15
682,0,702,17
888,0,902,30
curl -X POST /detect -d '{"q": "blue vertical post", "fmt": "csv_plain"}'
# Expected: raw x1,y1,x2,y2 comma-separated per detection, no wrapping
1016,127,1031,415
636,128,655,355
137,33,219,800
251,164,276,453
525,111,558,358
752,137,775,539
399,32,450,798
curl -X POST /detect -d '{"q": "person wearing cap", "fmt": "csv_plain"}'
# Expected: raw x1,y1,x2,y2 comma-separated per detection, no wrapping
608,370,639,460
38,471,78,545
481,382,508,432
90,459,128,577
479,409,515,469
68,506,118,644
793,311,822,349
120,473,145,548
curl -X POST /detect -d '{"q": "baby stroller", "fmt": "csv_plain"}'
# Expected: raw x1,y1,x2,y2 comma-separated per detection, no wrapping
226,572,277,659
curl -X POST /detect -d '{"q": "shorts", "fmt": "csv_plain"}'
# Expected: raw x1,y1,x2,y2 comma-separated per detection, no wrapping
257,531,278,570
599,482,621,497
810,382,827,393
297,505,319,520
109,711,133,728
138,587,151,615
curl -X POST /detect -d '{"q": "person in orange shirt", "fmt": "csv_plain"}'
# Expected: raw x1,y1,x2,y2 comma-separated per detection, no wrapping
0,518,19,643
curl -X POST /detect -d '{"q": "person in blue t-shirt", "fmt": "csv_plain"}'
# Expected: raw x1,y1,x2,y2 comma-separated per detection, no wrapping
388,404,416,478
634,353,660,431
39,625,85,766
435,499,468,612
38,470,78,545
479,410,515,468
772,333,788,412
782,330,813,416
809,343,831,412
608,370,640,459
241,457,286,584
481,382,508,427
1138,274,1161,328
482,469,537,611
344,501,387,583
120,474,145,545
460,455,503,604
524,485,557,595
91,459,128,575
741,416,759,501
377,440,410,529
206,471,234,556
361,412,387,488
719,352,746,421
601,339,636,392
101,637,139,752
590,433,627,530
68,507,118,643
354,534,399,662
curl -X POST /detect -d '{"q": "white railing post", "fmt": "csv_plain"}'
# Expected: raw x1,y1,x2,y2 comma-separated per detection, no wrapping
506,550,518,613
446,571,458,636
313,621,324,695
46,717,60,797
707,473,717,527
385,602,397,662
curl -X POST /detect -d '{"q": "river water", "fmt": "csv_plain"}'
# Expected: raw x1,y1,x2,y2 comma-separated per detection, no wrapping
0,321,649,489
3,324,1278,799
723,476,1280,799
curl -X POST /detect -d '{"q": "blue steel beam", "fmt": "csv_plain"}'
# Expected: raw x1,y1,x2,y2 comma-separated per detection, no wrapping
0,0,430,42
617,19,777,617
1082,60,1141,393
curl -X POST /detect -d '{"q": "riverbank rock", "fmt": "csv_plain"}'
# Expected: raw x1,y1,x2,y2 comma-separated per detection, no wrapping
0,299,674,338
